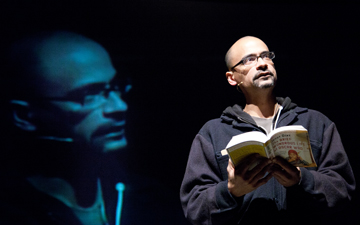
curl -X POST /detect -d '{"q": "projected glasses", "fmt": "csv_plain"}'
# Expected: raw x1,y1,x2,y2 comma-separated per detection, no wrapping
38,77,131,109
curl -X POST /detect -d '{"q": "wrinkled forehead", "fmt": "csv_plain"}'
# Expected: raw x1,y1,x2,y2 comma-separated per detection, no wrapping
33,41,117,97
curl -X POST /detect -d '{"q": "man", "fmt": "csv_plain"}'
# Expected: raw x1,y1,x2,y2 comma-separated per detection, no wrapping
0,31,185,225
180,36,355,225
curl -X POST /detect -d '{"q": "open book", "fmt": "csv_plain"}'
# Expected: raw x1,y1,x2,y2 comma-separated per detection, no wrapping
225,125,317,167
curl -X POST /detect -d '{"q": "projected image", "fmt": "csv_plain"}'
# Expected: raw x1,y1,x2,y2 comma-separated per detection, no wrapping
1,1,358,225
0,31,186,225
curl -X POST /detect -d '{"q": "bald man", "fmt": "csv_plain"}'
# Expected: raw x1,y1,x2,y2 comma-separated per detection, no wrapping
0,31,187,225
0,31,131,225
180,36,355,225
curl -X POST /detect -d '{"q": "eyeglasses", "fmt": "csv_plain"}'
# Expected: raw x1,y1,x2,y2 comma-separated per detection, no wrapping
230,51,275,70
38,77,131,108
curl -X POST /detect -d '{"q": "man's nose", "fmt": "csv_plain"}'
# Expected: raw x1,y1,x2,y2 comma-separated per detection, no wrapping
256,57,268,69
102,91,128,114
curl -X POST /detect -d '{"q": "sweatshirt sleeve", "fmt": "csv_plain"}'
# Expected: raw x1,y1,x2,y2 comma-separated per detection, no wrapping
287,122,355,213
180,134,243,225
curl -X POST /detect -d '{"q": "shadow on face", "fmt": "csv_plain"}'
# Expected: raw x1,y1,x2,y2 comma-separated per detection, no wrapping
8,31,131,154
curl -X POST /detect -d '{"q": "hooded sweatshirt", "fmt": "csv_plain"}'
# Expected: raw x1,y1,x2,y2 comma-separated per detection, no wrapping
180,97,355,225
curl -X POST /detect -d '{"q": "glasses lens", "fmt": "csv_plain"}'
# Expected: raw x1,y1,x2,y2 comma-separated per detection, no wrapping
234,52,275,68
82,84,128,107
83,94,103,106
269,52,275,59
261,52,275,60
244,56,257,65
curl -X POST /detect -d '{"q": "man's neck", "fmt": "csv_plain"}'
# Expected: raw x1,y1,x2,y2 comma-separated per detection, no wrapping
24,138,102,207
243,91,277,118
27,175,100,208
27,165,100,208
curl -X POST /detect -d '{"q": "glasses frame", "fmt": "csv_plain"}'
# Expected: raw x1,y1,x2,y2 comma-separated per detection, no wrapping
230,51,275,71
24,77,132,107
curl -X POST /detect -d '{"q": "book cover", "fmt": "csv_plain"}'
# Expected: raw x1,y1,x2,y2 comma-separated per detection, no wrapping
226,125,317,167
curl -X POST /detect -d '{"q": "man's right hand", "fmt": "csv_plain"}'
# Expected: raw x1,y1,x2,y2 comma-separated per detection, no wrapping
227,153,273,197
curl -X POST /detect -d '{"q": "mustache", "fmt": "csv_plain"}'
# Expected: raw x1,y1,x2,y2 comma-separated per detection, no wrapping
253,70,274,81
91,121,126,138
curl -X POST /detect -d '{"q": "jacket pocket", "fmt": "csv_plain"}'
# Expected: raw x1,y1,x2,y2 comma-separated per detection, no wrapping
216,151,229,180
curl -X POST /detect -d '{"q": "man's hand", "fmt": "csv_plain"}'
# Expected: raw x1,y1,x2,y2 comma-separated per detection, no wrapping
270,156,301,187
227,153,273,197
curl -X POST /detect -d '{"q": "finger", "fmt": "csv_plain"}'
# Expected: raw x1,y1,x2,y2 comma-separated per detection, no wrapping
236,153,268,175
272,156,298,174
256,173,273,187
228,159,235,169
272,172,287,184
251,164,274,188
227,159,236,178
269,164,291,181
270,163,300,187
251,163,273,184
245,157,272,181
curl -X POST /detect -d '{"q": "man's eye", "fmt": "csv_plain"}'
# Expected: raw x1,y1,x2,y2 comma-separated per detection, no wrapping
83,89,103,96
244,56,256,64
82,94,100,105
80,89,103,104
261,53,270,59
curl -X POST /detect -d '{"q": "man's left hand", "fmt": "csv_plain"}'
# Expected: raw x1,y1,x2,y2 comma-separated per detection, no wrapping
270,156,301,187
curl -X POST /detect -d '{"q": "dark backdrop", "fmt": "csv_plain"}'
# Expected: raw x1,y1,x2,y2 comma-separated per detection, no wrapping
1,0,359,220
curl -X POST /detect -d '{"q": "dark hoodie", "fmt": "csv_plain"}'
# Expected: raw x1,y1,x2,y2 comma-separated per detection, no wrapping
180,97,355,225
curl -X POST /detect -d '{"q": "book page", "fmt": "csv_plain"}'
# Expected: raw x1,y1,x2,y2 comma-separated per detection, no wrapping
268,125,307,137
264,140,275,158
227,141,267,166
270,129,317,167
226,131,268,148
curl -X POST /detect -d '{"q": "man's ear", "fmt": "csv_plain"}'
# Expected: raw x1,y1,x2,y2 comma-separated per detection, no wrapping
225,71,238,86
9,100,37,131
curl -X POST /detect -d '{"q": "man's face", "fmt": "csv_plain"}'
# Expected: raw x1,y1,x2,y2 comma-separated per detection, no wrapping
31,41,129,153
229,38,277,90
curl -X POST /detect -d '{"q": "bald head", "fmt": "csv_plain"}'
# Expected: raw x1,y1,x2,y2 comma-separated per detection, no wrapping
225,36,269,70
7,31,113,99
5,31,129,153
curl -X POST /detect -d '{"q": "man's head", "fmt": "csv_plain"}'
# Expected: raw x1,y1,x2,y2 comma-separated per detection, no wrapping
225,36,277,93
6,31,130,153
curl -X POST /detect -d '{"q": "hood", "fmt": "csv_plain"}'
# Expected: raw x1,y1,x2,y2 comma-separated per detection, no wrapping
220,97,298,125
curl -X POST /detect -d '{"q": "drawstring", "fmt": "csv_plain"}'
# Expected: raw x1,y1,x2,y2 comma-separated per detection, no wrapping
272,105,283,130
115,182,125,225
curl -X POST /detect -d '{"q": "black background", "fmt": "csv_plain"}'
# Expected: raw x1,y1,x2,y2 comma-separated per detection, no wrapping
1,0,360,220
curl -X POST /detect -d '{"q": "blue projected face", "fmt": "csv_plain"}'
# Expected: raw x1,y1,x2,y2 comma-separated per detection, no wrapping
31,41,129,153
